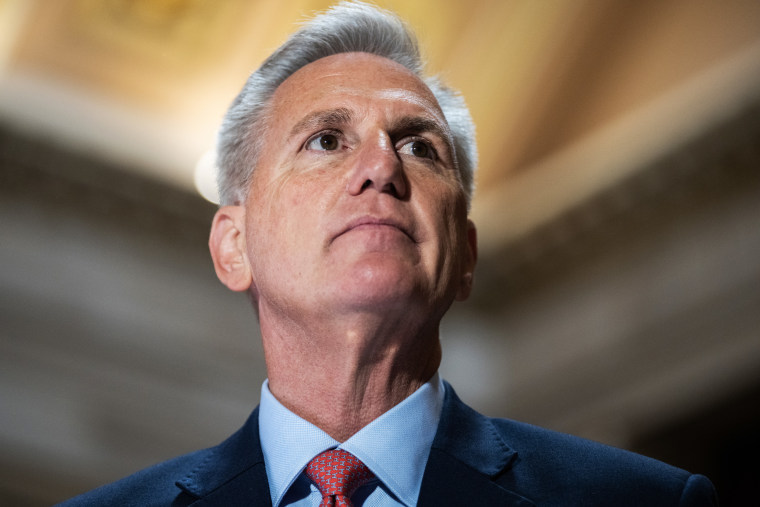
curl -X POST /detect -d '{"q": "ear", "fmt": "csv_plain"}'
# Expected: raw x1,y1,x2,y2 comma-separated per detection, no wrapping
455,219,478,301
209,205,252,292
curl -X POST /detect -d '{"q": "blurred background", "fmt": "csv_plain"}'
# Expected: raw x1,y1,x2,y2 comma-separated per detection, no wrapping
1,0,759,505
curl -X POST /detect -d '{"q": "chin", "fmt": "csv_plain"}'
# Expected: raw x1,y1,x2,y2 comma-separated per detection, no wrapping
333,265,422,311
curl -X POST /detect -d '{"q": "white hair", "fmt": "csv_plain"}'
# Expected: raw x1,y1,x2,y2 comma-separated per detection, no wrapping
216,1,477,208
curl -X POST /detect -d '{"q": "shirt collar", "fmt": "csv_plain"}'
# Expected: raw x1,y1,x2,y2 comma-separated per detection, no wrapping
259,373,445,507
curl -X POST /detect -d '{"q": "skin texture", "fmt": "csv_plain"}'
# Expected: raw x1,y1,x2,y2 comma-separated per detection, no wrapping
209,52,477,441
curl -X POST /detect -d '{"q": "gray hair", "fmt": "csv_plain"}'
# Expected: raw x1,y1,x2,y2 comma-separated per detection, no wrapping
216,1,477,208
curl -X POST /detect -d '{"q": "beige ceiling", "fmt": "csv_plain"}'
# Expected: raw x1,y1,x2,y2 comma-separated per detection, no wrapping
2,0,760,251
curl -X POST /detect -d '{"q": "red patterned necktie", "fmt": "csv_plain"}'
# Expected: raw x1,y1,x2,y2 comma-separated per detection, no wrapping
305,449,375,507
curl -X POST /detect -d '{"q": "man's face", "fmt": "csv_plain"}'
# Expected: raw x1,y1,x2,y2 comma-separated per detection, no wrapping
242,52,475,322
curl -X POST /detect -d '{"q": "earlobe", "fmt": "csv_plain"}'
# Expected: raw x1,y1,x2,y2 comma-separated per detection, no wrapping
209,206,252,292
455,219,478,301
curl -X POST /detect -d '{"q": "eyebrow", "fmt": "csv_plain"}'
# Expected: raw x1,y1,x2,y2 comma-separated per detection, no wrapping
289,107,354,137
390,116,451,144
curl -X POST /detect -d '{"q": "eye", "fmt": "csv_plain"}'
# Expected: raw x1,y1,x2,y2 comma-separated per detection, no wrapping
398,139,435,160
306,133,341,151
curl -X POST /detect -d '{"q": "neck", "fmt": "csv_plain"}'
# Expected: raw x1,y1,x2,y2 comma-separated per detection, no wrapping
259,304,441,442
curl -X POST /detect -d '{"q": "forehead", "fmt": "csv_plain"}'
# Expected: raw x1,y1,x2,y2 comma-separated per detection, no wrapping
269,52,446,126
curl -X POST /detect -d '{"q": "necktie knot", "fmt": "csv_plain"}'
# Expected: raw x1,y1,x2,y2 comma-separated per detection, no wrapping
305,449,374,507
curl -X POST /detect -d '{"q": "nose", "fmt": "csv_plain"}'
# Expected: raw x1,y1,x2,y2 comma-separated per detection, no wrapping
346,135,407,199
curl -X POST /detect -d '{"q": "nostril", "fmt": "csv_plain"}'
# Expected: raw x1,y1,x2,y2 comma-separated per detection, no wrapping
353,175,404,198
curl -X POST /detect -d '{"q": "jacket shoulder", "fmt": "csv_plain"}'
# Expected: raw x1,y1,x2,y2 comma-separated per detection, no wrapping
55,408,266,506
55,447,212,507
488,416,717,506
432,383,716,506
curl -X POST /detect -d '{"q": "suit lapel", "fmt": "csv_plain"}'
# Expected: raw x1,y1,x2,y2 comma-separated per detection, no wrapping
417,383,535,506
175,408,273,506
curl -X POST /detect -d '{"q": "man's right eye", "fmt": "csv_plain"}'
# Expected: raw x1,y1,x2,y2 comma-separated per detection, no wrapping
305,133,340,151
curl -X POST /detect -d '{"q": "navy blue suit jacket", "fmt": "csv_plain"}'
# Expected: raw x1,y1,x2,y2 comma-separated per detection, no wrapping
58,383,717,506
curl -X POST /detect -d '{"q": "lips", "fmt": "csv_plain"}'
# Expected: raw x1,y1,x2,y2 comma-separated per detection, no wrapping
334,215,416,243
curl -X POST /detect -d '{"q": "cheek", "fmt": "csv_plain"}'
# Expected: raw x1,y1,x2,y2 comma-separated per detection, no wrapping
249,172,335,253
424,176,467,229
416,186,467,262
432,185,469,262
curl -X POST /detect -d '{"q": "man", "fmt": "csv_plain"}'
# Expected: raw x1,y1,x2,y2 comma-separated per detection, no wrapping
60,2,717,506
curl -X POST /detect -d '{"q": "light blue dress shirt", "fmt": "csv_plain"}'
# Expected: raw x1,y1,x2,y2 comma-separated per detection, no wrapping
258,373,445,507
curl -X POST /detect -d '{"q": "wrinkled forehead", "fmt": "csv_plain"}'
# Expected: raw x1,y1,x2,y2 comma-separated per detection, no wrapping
269,52,449,129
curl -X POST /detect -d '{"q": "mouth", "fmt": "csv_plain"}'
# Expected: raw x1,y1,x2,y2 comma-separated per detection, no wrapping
334,216,416,244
